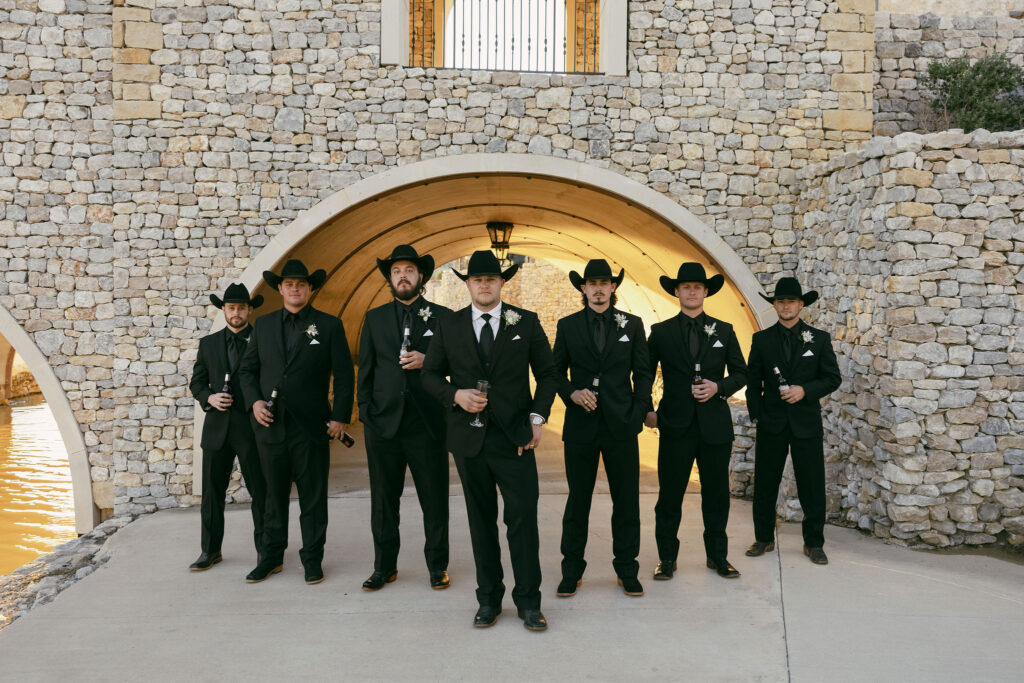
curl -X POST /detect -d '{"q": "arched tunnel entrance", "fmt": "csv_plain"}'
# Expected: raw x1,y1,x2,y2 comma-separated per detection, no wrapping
244,155,770,343
198,154,773,494
0,306,97,575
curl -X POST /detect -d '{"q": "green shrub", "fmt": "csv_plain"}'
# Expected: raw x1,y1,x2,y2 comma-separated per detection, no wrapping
921,54,1024,132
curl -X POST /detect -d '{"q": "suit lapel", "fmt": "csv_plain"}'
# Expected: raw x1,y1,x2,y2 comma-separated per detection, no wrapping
461,307,487,377
695,316,715,367
599,309,619,361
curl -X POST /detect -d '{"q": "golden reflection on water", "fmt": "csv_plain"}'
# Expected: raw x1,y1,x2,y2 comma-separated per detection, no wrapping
0,396,76,576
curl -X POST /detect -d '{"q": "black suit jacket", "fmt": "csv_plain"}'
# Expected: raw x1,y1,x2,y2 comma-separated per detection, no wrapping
648,312,747,444
190,327,252,450
745,321,841,439
552,307,653,442
238,305,354,445
357,298,452,441
422,304,558,458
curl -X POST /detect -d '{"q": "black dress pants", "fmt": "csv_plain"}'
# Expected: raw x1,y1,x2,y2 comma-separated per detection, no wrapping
257,412,330,568
200,412,266,557
752,423,826,548
654,421,732,562
453,425,541,610
365,406,450,574
560,430,640,581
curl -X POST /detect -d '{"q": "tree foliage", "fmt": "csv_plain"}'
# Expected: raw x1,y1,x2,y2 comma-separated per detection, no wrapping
921,54,1024,133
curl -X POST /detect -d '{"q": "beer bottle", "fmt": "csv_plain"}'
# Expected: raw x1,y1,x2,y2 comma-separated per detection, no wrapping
591,376,600,401
220,373,232,395
400,326,412,361
266,387,279,415
692,363,703,386
774,367,790,394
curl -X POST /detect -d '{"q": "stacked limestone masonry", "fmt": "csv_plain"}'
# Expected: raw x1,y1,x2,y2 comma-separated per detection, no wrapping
1,0,1022,548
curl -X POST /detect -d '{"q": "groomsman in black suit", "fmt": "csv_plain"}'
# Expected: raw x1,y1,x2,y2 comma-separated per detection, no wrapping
422,250,558,632
238,259,354,585
357,245,452,591
552,259,652,598
188,284,268,571
745,277,841,565
646,263,747,580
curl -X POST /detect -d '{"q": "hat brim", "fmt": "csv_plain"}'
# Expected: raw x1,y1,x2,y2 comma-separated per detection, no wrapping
453,264,519,282
760,290,818,306
661,273,724,297
211,293,263,309
377,255,436,282
570,269,624,291
263,269,327,291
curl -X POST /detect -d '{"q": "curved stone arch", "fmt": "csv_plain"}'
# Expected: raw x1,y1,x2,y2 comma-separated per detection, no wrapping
235,153,774,327
0,305,97,534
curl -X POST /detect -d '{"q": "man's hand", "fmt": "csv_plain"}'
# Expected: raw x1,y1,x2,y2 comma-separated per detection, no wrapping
518,424,544,455
326,421,347,439
253,400,274,427
454,388,488,413
399,350,425,370
644,411,658,429
692,379,718,403
571,388,597,412
208,392,232,412
781,385,805,404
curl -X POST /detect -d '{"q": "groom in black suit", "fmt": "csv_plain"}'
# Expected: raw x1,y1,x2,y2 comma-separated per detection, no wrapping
357,245,452,591
188,284,267,571
646,263,747,580
238,259,354,585
422,250,557,632
745,277,841,565
552,259,652,598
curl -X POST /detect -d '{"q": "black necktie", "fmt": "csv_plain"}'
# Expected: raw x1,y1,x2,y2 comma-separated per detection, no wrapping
687,318,700,358
594,314,605,353
286,313,301,353
478,313,494,367
783,328,795,363
227,333,244,369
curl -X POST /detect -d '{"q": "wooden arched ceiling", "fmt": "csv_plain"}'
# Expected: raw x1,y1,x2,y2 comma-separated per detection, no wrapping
251,174,759,353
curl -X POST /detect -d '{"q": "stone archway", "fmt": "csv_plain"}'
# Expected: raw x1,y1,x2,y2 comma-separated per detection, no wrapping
237,154,772,337
0,306,97,534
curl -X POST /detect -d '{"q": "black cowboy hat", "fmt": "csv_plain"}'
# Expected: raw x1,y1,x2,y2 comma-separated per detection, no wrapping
210,283,264,309
760,276,819,306
452,250,519,281
660,262,725,297
263,259,327,290
568,259,625,291
377,244,435,281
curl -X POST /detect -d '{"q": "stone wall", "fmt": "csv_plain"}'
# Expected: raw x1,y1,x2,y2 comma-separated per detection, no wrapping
874,12,1024,136
796,129,1024,547
0,0,117,511
877,0,1024,17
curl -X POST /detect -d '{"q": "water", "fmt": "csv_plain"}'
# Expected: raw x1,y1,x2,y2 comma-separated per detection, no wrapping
0,396,76,576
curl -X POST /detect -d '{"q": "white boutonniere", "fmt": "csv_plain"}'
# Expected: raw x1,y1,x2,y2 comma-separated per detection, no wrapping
502,309,521,326
418,306,433,323
704,322,717,339
305,324,319,339
614,313,628,329
801,330,813,346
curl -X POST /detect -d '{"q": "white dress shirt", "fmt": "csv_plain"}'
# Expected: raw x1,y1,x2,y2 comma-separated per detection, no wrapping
471,302,501,342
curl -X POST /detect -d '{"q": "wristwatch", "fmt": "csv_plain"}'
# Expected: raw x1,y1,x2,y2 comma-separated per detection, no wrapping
531,415,546,426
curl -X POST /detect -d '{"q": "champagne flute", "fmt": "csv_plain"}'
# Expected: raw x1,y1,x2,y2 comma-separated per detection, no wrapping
470,380,490,428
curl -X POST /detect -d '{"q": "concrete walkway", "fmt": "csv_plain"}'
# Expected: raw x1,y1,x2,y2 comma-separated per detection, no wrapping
0,488,1021,682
